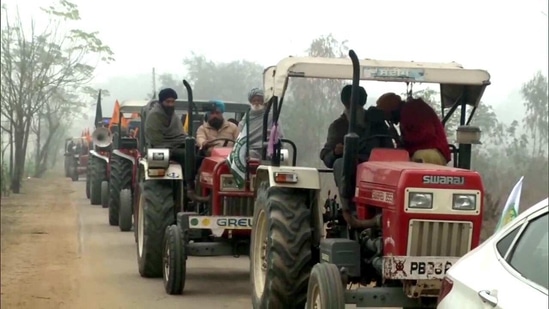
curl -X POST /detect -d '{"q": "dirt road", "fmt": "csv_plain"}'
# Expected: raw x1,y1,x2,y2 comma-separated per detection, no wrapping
1,174,393,309
1,175,250,309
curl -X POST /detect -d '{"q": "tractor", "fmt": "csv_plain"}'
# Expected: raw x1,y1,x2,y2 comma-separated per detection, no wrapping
249,51,490,308
133,84,257,293
108,100,149,231
87,116,114,206
64,137,88,181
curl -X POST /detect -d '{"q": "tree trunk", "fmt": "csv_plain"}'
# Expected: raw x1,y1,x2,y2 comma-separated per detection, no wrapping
10,117,32,194
9,120,13,180
34,117,41,177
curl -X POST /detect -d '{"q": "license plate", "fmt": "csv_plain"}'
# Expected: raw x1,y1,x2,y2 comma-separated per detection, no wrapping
382,256,459,280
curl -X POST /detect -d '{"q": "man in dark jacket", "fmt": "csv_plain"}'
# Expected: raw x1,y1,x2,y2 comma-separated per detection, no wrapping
144,88,187,166
319,85,367,169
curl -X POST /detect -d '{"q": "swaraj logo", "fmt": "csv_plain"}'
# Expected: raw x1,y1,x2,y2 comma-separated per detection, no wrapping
423,175,465,185
216,217,252,229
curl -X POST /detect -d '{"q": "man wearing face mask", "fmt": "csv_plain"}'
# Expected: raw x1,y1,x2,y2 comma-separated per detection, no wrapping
238,88,284,159
196,100,239,156
144,88,187,166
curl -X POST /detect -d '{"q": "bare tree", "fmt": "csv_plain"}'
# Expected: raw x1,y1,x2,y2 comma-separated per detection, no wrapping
0,1,114,192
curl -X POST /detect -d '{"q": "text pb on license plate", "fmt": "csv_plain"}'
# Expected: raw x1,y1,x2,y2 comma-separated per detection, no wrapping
382,256,459,280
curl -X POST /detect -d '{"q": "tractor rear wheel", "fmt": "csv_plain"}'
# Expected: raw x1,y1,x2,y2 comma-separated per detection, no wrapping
90,158,106,205
163,224,186,295
136,180,175,278
305,263,345,309
101,181,109,208
119,189,133,232
250,181,313,309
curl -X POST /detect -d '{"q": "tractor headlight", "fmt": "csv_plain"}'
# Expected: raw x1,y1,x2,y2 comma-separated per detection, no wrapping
220,175,241,191
408,192,433,209
452,194,476,210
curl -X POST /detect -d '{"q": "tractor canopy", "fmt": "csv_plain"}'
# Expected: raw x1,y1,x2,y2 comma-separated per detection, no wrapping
263,56,491,112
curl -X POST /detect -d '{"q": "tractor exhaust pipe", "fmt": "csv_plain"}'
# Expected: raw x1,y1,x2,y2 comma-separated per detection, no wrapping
340,49,382,230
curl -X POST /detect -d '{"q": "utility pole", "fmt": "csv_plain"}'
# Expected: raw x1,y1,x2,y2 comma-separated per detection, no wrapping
152,67,157,99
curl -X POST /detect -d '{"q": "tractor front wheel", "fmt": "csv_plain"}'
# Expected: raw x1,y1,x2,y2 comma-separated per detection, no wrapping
119,189,133,232
86,159,92,199
162,224,186,295
101,181,109,208
250,181,314,309
90,158,106,205
305,263,345,309
136,180,175,278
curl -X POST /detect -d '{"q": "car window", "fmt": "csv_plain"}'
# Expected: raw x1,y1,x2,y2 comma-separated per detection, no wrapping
496,225,521,257
507,212,548,290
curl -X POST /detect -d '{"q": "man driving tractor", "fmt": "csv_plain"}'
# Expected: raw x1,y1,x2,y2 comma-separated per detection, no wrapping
144,88,187,166
196,100,239,156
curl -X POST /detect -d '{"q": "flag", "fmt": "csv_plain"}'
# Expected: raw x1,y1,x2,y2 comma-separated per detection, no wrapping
183,114,190,134
228,111,250,189
94,90,103,128
109,100,121,130
495,176,524,232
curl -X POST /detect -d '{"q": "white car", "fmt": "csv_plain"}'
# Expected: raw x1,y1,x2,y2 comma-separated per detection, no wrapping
438,197,548,309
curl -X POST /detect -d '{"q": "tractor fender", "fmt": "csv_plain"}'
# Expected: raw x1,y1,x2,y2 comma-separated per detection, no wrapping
255,165,324,245
89,150,109,164
113,149,135,165
255,165,321,190
139,159,183,181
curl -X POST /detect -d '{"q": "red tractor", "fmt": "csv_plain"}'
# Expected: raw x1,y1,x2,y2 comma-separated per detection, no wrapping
134,82,266,295
108,100,148,231
249,52,490,308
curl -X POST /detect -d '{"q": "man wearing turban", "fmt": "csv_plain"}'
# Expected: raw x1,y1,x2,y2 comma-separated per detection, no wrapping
144,88,187,165
238,88,284,159
196,100,240,156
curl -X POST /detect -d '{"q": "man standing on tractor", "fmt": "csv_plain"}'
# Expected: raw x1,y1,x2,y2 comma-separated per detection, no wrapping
144,88,187,166
238,88,284,159
196,100,239,156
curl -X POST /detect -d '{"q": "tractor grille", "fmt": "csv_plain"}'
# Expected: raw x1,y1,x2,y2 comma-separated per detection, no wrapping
407,220,472,257
222,197,254,217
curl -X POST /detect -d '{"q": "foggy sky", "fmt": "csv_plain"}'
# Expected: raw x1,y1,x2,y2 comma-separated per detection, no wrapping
4,0,549,106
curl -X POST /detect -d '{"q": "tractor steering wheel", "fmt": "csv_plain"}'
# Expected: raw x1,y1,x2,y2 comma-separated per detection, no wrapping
204,138,236,148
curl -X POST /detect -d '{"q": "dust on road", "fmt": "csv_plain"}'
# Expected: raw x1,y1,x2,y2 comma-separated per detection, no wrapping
1,175,80,309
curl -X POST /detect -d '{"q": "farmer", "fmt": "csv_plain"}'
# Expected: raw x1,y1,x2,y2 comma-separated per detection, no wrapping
399,97,451,165
196,100,239,156
144,88,187,166
238,88,284,159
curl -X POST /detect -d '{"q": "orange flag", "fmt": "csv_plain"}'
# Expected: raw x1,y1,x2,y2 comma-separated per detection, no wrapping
108,100,121,130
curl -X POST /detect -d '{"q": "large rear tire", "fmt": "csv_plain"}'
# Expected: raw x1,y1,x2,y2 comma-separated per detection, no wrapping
90,158,106,205
305,263,345,309
250,181,314,309
163,224,186,295
119,189,133,232
109,157,133,225
136,180,176,278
